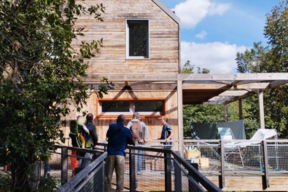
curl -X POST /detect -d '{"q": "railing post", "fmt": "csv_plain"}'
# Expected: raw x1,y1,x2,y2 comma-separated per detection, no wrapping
219,140,225,189
61,147,68,184
262,141,270,190
129,148,137,192
164,151,172,192
174,160,182,192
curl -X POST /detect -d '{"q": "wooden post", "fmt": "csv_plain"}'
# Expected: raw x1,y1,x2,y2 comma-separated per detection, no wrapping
224,104,228,123
257,90,265,129
177,80,184,157
61,147,68,184
239,99,243,120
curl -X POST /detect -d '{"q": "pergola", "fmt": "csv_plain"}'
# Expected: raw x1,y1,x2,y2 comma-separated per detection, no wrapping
85,73,288,156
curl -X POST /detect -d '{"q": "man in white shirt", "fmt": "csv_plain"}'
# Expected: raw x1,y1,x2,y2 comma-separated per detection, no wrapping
126,112,149,174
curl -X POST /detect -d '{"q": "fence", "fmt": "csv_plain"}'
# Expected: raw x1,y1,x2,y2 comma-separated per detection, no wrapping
184,139,288,190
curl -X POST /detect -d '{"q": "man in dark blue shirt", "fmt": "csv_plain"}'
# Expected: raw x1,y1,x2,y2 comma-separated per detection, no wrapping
158,117,174,146
105,114,136,192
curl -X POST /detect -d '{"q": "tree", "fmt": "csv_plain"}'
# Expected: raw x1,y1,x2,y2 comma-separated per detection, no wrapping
0,0,112,191
236,0,288,138
181,60,210,74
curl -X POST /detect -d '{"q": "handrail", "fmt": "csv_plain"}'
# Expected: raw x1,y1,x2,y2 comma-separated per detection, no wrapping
171,150,222,192
56,152,107,192
54,145,101,153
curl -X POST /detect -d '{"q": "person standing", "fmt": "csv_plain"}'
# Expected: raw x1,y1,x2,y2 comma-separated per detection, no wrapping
126,112,148,175
158,117,174,149
105,115,136,192
79,113,98,169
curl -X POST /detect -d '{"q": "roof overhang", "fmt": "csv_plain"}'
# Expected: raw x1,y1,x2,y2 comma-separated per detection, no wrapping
83,73,288,105
152,0,180,24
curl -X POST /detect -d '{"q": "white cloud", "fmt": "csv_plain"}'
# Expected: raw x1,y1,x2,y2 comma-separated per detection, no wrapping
173,0,230,29
181,41,248,73
195,31,208,39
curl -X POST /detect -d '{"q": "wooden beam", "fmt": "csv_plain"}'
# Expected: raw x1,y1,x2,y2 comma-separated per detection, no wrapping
83,73,288,82
232,80,242,85
84,73,178,82
257,90,265,129
239,99,243,120
205,91,253,105
268,80,288,89
237,83,269,90
182,83,230,90
219,91,248,97
211,80,232,85
236,80,263,85
177,80,184,157
180,73,288,81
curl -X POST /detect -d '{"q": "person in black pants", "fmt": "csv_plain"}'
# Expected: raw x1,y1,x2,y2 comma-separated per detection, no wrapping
79,113,98,169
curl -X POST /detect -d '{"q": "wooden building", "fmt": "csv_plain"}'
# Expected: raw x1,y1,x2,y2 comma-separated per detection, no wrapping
63,0,181,144
55,1,288,191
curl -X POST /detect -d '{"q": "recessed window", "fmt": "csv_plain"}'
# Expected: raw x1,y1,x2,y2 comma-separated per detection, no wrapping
102,101,130,112
135,100,164,112
126,20,149,59
97,99,165,117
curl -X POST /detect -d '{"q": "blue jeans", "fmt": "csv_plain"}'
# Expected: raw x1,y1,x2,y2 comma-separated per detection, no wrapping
44,161,50,175
138,150,142,172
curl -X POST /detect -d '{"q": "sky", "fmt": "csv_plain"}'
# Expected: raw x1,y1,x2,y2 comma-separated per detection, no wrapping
160,0,279,73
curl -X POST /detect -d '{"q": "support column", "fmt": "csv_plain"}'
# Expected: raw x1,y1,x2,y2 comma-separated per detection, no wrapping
224,104,228,123
177,80,184,157
257,90,265,129
239,99,243,120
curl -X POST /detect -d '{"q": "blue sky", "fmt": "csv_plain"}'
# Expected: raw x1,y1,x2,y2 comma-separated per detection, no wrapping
160,0,279,73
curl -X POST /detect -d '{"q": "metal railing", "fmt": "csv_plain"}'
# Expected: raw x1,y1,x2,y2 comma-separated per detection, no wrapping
55,143,222,192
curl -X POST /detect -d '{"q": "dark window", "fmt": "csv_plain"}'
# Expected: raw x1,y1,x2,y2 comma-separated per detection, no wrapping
135,100,164,112
102,101,130,112
128,20,148,57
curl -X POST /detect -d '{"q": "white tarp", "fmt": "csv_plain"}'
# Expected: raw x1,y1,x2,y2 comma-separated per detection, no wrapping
250,129,277,140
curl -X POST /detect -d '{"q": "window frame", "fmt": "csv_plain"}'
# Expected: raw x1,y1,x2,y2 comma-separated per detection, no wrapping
97,98,166,118
126,19,150,60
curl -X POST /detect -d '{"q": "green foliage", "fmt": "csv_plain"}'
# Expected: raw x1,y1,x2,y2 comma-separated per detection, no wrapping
236,0,288,138
181,60,210,74
0,172,11,192
0,0,112,191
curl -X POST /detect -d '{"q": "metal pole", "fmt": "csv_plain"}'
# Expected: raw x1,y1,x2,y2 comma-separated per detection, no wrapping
174,160,182,192
219,141,225,189
164,151,172,192
61,147,68,184
262,141,270,190
129,148,136,191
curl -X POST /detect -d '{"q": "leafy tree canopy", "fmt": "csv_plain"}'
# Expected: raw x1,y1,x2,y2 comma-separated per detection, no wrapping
0,0,112,191
236,0,288,138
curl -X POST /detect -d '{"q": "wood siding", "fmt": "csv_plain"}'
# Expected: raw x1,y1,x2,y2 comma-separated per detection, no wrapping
61,90,178,145
73,0,179,74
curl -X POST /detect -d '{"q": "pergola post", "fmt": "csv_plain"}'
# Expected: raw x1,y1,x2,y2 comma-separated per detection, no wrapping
177,80,184,157
224,104,228,123
257,90,265,129
239,99,243,120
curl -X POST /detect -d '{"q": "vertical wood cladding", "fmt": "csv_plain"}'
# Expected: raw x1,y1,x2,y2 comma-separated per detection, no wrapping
72,0,179,74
